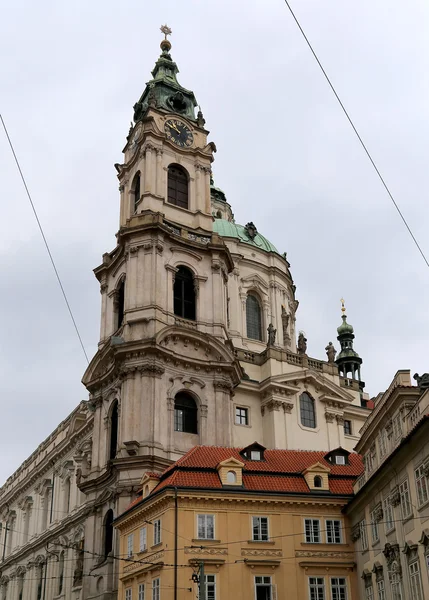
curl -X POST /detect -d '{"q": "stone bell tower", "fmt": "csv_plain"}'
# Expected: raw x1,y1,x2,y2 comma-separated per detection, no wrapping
80,27,242,512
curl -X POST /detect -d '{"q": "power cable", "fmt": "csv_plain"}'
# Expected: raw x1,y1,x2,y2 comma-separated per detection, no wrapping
282,1,429,269
0,114,90,363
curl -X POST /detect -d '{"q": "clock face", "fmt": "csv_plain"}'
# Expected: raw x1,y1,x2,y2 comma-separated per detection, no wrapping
164,119,194,148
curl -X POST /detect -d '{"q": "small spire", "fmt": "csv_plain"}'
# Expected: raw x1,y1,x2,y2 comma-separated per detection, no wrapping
340,297,346,315
160,24,172,40
160,24,172,54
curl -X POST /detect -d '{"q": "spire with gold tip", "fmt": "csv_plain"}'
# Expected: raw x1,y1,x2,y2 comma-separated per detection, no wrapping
335,299,364,390
133,25,198,123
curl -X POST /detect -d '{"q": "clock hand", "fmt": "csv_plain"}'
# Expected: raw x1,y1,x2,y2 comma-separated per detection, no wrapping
168,122,181,134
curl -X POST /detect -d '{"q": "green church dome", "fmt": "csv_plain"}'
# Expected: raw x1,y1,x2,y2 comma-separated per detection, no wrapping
337,315,354,336
213,219,279,254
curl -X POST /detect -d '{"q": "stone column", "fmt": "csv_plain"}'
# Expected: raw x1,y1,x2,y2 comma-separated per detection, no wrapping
204,167,211,214
195,164,201,211
144,146,153,193
156,149,163,196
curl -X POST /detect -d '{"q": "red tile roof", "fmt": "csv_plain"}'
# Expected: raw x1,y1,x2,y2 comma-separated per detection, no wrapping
149,445,363,499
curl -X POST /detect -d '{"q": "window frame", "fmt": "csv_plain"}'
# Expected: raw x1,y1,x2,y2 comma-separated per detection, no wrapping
383,497,394,533
415,464,429,507
173,266,196,321
246,293,263,341
377,580,386,600
203,574,216,600
197,514,215,540
125,588,132,600
152,578,160,600
139,527,147,552
235,406,249,426
299,393,317,429
360,519,368,551
365,585,374,600
138,584,145,600
127,533,134,558
174,392,198,434
399,479,412,520
153,519,161,546
325,520,342,544
330,576,348,600
304,518,321,544
408,560,424,600
308,576,325,600
370,509,379,544
167,164,189,209
254,576,273,600
343,420,352,436
252,516,269,541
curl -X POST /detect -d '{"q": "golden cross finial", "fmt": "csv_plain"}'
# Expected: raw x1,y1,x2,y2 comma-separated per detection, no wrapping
160,24,172,40
340,298,346,314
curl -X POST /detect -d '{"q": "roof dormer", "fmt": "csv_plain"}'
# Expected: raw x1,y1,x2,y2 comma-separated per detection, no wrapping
302,462,331,491
140,472,160,498
217,457,244,486
325,447,351,466
240,442,266,462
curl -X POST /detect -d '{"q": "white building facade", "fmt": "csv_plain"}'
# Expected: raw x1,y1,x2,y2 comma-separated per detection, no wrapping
0,33,370,600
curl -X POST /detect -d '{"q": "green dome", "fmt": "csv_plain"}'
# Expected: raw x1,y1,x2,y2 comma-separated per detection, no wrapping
213,219,279,254
337,315,354,335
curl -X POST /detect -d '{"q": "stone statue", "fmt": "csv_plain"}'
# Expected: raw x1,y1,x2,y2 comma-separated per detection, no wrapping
325,342,337,363
267,323,276,347
73,551,84,588
414,373,429,390
281,305,291,348
297,332,307,355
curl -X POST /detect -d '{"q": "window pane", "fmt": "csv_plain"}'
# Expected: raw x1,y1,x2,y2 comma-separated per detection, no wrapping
246,295,262,340
300,393,316,428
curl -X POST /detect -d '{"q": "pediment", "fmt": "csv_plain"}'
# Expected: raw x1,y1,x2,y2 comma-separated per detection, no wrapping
303,462,331,475
261,370,354,404
157,326,238,366
217,457,245,469
240,273,269,294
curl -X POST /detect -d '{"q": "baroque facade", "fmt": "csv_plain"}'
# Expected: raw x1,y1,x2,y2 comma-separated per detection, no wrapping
0,31,370,600
346,370,429,600
115,443,364,600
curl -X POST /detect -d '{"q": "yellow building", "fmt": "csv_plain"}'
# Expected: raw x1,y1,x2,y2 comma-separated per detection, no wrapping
115,442,363,600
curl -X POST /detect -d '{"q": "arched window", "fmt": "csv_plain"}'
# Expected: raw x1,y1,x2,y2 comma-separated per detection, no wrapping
115,279,125,331
173,266,196,320
174,392,198,434
246,294,262,341
36,566,43,600
168,164,189,209
109,401,119,460
314,476,322,488
18,576,24,600
58,551,64,595
300,392,316,428
227,471,237,484
132,172,141,213
103,510,114,558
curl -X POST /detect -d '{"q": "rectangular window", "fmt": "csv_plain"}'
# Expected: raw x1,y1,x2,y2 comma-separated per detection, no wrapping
399,480,412,519
326,520,342,544
152,578,160,600
366,452,373,474
197,514,215,540
309,577,325,600
370,510,379,544
153,520,161,546
415,465,429,507
393,414,402,440
254,576,273,600
365,586,374,600
138,584,145,600
379,430,387,457
125,589,132,600
252,516,269,541
390,579,402,600
127,533,134,558
200,575,216,600
139,527,147,552
344,420,352,436
235,406,249,425
377,580,385,600
304,519,321,543
360,520,368,551
409,561,424,600
331,577,348,600
383,497,394,533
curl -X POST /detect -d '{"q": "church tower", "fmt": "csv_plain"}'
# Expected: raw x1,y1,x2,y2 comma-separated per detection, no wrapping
78,29,369,599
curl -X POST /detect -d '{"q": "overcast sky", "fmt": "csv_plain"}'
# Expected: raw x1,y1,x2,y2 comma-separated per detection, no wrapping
1,0,428,484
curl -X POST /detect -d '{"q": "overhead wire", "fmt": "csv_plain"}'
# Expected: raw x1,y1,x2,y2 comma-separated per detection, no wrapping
0,114,90,363
282,1,429,269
